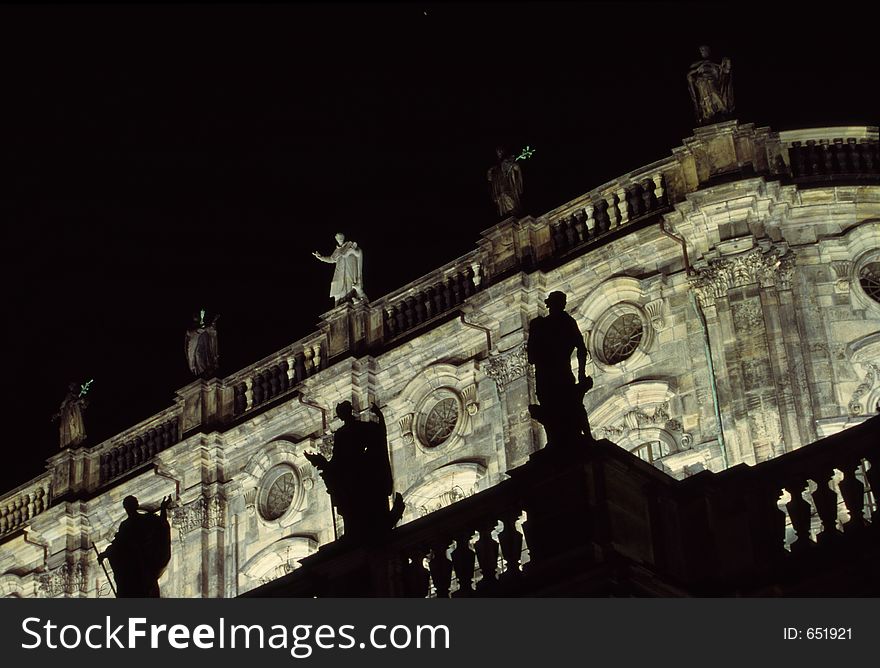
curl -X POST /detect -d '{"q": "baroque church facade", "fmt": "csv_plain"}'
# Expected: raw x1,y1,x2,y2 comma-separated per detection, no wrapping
1,118,878,597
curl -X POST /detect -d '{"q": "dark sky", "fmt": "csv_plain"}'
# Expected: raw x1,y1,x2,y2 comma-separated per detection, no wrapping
2,3,877,493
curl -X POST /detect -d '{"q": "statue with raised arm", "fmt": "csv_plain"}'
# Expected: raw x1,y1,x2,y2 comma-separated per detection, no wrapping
185,309,220,377
304,401,404,541
312,233,366,306
687,45,734,125
527,291,594,445
98,495,172,597
51,380,91,448
487,146,524,218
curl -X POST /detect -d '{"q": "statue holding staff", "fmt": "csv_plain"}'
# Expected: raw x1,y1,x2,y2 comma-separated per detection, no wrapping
686,45,734,125
51,380,92,449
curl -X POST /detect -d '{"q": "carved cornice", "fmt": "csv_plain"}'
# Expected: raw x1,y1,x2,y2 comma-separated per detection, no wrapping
690,246,796,307
38,560,87,597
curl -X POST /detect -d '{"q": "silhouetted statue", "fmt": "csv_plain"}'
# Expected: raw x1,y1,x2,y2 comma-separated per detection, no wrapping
313,233,366,306
305,402,404,540
51,381,90,448
488,146,524,218
527,291,594,445
687,45,734,125
99,495,172,597
185,310,220,377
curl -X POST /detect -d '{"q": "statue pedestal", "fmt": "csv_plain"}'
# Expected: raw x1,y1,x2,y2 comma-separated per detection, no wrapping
174,377,224,436
318,300,371,363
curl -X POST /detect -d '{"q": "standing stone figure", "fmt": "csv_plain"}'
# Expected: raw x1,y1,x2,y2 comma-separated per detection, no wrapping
305,402,404,541
527,291,594,444
185,310,220,377
686,45,734,125
98,495,172,597
487,147,524,218
312,233,366,306
51,381,89,448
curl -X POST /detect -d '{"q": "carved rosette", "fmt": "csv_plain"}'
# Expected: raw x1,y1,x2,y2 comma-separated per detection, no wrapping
832,260,852,293
484,343,528,393
171,496,225,537
38,560,87,597
461,383,479,415
690,247,797,307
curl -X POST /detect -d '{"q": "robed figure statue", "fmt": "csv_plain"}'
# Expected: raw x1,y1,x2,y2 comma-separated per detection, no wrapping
185,311,219,377
487,147,524,218
52,381,89,449
313,233,366,306
305,402,404,541
686,45,734,125
527,291,594,445
99,495,172,597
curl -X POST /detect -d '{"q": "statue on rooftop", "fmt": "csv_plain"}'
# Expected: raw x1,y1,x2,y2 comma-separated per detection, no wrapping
185,309,220,377
304,402,404,541
51,380,91,448
98,495,172,597
527,291,594,445
313,233,366,306
487,146,524,218
687,45,735,125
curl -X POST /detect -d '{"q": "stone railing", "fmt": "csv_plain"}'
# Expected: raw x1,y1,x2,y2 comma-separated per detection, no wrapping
0,475,52,537
778,127,879,181
228,336,327,417
244,416,878,597
378,259,484,343
546,170,670,258
96,406,182,485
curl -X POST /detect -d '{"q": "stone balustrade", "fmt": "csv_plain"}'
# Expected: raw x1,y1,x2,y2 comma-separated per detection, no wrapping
98,413,181,484
547,171,669,258
786,138,878,180
380,263,482,342
0,476,51,537
228,338,327,417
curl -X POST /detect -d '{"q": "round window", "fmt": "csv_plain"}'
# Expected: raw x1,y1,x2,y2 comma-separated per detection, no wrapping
417,391,461,448
859,262,880,303
258,466,300,521
601,313,644,365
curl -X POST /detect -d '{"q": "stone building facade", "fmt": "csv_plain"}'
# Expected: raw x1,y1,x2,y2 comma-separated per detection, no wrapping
1,120,878,598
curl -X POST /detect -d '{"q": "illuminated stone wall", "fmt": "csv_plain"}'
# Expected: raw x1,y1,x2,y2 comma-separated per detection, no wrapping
1,121,878,598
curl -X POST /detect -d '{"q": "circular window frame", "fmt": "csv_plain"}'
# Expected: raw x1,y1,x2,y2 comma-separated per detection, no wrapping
851,249,880,314
590,302,652,373
257,464,303,523
414,387,465,452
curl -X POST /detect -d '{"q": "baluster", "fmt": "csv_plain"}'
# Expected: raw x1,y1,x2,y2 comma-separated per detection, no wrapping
24,494,33,521
838,459,866,532
303,348,314,376
244,378,254,410
442,278,454,310
474,519,500,593
805,140,819,176
784,479,814,551
285,357,295,385
584,204,595,238
428,541,453,598
551,221,566,252
498,510,523,579
451,530,476,597
605,194,619,228
460,270,474,299
384,308,395,337
860,140,875,173
810,469,841,544
252,373,265,406
651,173,666,205
820,141,834,175
294,352,307,382
789,142,805,177
403,297,415,328
414,293,426,323
432,283,445,313
424,288,436,318
627,184,642,218
616,187,629,225
831,139,847,174
311,344,322,372
846,138,861,172
863,456,878,512
572,211,587,242
642,179,656,213
268,366,279,399
450,276,462,305
233,383,246,415
393,304,406,332
403,550,431,598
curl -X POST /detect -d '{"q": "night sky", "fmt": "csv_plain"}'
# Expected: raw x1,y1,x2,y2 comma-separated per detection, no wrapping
2,3,877,493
